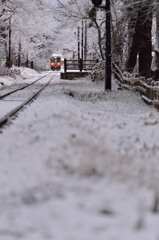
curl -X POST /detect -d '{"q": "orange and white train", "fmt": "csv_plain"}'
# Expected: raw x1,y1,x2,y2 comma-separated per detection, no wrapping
50,54,62,71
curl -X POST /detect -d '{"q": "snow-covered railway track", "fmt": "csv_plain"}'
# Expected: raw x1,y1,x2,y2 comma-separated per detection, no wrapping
0,73,56,128
0,72,51,99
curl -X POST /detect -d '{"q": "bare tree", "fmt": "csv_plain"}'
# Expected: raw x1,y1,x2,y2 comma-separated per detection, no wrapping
125,0,153,77
151,0,159,80
0,0,57,69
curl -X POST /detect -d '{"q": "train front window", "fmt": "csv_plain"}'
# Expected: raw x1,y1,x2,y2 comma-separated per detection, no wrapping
51,57,61,62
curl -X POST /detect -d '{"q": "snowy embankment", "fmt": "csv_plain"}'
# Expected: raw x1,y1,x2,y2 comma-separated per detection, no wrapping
0,76,16,88
0,70,159,240
0,67,41,89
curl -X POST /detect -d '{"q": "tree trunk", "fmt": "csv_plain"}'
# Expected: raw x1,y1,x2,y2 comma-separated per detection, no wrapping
138,4,152,77
25,55,29,67
126,1,152,77
152,0,159,80
8,18,12,68
18,42,21,67
6,18,12,68
30,61,34,69
126,9,139,73
94,20,105,60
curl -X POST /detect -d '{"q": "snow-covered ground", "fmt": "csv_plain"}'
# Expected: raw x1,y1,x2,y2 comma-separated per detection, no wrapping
0,68,159,240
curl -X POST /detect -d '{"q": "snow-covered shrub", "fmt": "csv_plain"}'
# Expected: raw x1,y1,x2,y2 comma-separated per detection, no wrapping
0,66,20,78
91,60,105,82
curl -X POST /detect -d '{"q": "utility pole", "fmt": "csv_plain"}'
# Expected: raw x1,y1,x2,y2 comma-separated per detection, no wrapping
105,0,111,90
81,20,84,60
91,0,112,91
84,20,88,60
77,26,80,61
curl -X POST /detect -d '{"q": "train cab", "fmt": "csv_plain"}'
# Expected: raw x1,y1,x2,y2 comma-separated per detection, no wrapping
50,55,62,71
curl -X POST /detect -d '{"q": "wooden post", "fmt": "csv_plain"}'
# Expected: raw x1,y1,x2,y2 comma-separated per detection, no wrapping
79,58,83,72
64,58,67,73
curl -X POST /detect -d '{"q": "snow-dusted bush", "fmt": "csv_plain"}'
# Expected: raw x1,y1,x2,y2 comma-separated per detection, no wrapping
91,60,105,82
0,66,20,78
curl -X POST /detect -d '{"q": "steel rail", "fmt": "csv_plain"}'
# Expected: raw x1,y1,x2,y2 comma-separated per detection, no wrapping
0,75,53,128
0,72,51,99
